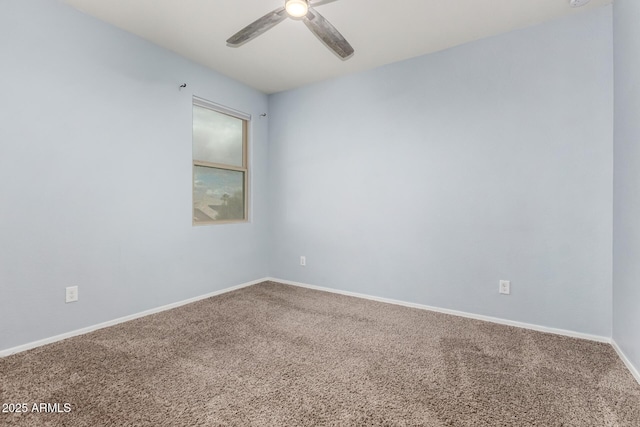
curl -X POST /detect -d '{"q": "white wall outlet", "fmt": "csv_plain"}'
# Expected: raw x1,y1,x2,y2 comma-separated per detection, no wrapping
66,286,78,303
300,256,306,266
499,280,510,295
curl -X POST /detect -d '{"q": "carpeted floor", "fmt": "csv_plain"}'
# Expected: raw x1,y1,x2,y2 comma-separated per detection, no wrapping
1,281,639,426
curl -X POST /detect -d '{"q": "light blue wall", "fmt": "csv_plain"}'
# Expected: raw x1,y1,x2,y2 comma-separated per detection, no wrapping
0,0,270,350
268,7,614,337
0,2,620,352
613,0,640,374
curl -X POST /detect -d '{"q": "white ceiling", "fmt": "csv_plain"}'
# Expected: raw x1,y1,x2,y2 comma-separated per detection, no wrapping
62,0,612,94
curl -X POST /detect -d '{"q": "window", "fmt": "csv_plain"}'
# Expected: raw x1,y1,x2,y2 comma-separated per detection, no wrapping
192,97,249,225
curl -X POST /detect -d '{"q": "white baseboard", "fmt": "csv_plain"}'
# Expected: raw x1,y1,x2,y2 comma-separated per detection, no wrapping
267,277,611,344
2,276,620,370
612,340,640,385
0,278,268,358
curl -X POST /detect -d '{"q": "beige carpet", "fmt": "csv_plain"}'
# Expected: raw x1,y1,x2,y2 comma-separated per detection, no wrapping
1,281,639,426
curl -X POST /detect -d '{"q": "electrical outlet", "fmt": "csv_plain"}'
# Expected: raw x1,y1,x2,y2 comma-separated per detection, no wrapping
66,286,78,303
499,280,510,295
300,256,306,266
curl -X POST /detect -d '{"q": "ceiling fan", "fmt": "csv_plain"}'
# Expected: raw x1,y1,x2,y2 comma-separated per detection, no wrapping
226,0,354,60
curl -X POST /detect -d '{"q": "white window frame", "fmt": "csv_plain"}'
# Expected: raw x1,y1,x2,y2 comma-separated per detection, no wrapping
192,97,250,225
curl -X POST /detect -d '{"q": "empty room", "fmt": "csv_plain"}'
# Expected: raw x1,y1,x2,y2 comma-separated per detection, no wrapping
1,0,639,425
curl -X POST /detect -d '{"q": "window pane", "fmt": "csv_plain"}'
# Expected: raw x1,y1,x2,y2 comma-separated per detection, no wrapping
193,165,245,222
193,105,244,167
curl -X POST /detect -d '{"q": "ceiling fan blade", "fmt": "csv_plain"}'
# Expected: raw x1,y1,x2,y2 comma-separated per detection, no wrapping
226,7,288,47
302,8,354,60
310,0,340,6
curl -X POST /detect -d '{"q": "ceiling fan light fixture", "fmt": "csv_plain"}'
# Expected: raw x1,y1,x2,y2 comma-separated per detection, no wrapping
285,0,308,18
